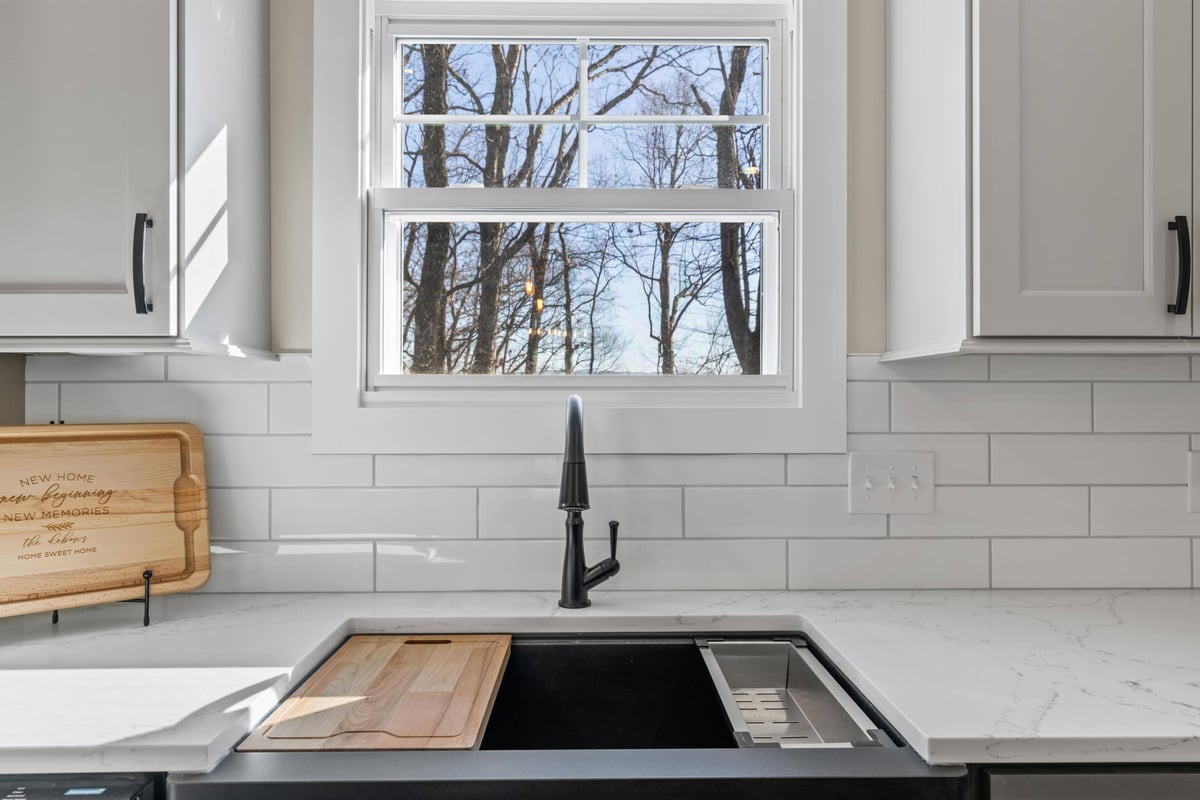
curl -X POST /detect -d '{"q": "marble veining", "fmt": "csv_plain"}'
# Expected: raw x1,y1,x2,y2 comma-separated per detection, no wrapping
0,589,1198,772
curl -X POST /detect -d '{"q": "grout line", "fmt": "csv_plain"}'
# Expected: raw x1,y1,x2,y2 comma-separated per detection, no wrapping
785,539,791,590
266,489,273,540
986,435,991,483
987,538,993,589
986,355,992,380
475,488,481,539
1089,382,1095,432
680,488,687,538
1086,486,1091,536
887,382,894,432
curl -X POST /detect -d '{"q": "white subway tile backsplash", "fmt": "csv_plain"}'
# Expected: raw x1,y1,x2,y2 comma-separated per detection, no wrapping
848,434,989,484
378,539,786,591
60,383,268,434
892,382,1091,433
890,487,1088,538
614,540,787,590
590,455,785,486
1090,487,1200,537
167,354,312,382
788,539,990,589
376,454,563,487
479,488,681,539
786,454,848,485
268,383,312,434
24,384,57,424
685,487,884,538
26,355,165,382
201,541,375,592
991,435,1187,485
205,435,374,487
847,355,988,381
271,488,475,539
991,355,1190,382
847,382,890,432
1094,383,1200,432
991,538,1192,588
207,489,270,541
33,352,1200,591
378,541,561,591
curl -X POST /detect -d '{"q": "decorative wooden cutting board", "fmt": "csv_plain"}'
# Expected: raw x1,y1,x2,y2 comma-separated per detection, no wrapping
239,634,512,751
0,422,209,617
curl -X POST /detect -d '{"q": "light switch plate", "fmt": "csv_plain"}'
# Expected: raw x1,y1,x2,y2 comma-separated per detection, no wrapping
848,451,934,514
1189,452,1200,513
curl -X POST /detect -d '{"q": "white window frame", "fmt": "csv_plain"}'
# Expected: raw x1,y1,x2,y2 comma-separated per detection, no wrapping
311,0,847,454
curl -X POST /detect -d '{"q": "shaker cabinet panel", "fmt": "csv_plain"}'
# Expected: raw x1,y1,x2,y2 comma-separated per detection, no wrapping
974,0,1193,337
0,0,175,336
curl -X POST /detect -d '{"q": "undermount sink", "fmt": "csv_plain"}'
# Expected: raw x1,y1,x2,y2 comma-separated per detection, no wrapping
480,635,883,751
168,632,969,800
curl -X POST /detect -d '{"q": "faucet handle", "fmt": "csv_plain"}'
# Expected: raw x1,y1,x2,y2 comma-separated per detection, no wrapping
609,520,619,560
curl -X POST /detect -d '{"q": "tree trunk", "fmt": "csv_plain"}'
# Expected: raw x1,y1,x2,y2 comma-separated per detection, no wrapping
560,226,574,374
715,47,759,375
658,223,675,374
470,45,521,374
411,44,451,374
524,225,553,374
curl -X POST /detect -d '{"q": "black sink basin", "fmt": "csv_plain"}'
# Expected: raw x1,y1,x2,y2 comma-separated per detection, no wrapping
480,637,737,750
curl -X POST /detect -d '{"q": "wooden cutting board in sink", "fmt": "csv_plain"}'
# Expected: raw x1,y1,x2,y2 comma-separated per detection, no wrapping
239,634,512,751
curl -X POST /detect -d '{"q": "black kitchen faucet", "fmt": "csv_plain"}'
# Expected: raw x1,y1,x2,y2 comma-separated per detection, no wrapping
558,395,620,608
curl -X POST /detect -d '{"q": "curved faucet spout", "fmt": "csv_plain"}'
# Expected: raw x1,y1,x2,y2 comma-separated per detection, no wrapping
558,394,590,512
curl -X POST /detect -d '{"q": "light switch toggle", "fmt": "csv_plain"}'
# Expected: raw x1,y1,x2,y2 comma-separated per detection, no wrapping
848,451,934,514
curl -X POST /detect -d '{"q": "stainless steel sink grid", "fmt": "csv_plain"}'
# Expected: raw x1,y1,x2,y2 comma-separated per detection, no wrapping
698,639,889,749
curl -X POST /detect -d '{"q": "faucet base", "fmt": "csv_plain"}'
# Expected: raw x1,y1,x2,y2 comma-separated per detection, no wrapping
558,598,591,609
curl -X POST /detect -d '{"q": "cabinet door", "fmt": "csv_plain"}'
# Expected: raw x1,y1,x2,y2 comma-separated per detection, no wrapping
975,0,1192,337
0,0,176,336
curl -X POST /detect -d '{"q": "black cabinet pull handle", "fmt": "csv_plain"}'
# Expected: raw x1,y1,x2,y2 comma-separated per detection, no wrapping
1168,215,1190,315
132,213,154,314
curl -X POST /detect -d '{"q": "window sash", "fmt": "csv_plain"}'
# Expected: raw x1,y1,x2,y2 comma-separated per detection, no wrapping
376,19,786,190
366,188,793,395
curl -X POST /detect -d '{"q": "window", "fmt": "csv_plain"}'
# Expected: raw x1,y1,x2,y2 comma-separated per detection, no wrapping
312,0,847,454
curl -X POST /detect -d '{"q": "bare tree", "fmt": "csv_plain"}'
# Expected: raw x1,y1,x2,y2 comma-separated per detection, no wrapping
692,46,760,374
409,44,452,373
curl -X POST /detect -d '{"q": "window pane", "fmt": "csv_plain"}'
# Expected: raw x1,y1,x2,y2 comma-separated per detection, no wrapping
400,43,580,116
387,218,765,376
400,123,579,188
587,44,764,116
588,125,763,189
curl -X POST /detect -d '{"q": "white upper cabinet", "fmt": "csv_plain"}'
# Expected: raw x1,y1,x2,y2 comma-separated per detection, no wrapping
0,0,175,336
975,0,1192,337
0,0,270,355
886,0,1200,358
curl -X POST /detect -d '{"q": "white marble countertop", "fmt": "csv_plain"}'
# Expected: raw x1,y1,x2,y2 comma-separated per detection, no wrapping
0,589,1198,773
